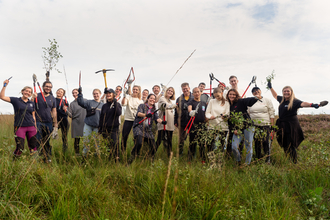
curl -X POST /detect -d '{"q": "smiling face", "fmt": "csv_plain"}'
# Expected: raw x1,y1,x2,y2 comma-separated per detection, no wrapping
56,89,65,99
166,88,174,99
192,87,201,100
198,84,205,92
22,88,32,99
181,85,190,97
43,83,52,95
229,77,238,88
147,94,156,106
252,89,261,97
152,86,160,95
115,86,122,96
72,89,78,100
132,86,140,97
282,88,292,100
142,90,149,99
93,90,101,101
106,92,114,101
228,91,237,102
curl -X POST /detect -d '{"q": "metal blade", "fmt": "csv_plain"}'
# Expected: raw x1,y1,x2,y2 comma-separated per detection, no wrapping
319,101,328,107
33,74,37,83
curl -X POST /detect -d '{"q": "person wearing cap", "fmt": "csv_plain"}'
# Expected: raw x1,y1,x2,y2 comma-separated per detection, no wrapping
98,88,122,161
248,87,275,163
268,82,327,163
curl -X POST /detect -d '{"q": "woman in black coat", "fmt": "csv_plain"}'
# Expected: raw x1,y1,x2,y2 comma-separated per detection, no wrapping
268,82,327,163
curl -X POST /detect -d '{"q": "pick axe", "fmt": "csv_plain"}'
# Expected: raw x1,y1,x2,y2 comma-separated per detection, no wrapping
95,69,115,88
33,74,48,108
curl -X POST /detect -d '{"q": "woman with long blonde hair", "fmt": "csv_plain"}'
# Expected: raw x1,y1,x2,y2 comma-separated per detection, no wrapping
269,83,327,163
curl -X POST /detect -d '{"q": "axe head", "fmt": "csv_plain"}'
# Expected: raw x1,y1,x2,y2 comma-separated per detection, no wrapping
33,74,37,83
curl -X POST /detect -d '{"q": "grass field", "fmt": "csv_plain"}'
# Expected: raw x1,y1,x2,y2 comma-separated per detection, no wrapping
0,114,329,219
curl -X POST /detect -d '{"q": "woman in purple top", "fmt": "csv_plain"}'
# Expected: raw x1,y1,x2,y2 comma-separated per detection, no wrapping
0,79,38,158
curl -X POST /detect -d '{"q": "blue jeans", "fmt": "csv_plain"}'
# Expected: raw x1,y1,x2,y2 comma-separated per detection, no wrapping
82,123,99,155
36,122,53,159
232,127,255,164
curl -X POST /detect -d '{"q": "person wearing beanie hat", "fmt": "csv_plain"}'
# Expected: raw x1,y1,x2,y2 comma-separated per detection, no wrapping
99,87,122,161
248,87,275,163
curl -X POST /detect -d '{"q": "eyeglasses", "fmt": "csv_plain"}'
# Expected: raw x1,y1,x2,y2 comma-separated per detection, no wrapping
44,86,52,88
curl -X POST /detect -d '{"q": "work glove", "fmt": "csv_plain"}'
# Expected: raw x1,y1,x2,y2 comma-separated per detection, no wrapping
161,121,167,125
310,103,319,109
146,113,153,118
189,110,196,117
104,87,108,94
267,81,272,89
78,86,82,94
127,79,134,86
52,127,58,139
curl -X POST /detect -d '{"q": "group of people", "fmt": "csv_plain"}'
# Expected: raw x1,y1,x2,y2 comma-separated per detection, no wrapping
0,74,327,165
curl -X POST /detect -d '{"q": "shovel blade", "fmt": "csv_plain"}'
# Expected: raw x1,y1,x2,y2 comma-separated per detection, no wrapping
319,101,328,107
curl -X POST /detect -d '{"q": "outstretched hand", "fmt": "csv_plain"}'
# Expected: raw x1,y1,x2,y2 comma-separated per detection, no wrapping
267,81,272,89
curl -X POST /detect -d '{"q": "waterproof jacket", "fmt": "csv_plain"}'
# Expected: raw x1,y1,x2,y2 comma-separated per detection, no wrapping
174,93,193,128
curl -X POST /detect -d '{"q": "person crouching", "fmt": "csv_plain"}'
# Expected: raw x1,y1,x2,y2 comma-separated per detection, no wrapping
98,88,122,162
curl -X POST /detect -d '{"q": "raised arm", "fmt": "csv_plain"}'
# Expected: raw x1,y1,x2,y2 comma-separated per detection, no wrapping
0,80,11,103
268,82,277,99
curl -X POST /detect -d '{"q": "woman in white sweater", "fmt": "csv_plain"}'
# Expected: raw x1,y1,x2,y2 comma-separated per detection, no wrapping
248,87,275,163
205,88,230,152
121,85,144,153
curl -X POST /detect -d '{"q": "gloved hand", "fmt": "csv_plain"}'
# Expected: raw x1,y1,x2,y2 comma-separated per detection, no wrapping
78,86,82,94
310,103,319,109
189,110,196,117
127,79,133,86
161,121,167,125
146,113,153,118
267,81,272,89
52,127,58,139
104,87,108,94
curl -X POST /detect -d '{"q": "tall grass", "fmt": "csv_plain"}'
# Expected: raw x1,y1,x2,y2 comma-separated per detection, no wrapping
0,114,329,219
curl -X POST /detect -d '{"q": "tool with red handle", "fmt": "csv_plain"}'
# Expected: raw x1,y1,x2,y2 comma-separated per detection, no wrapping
32,75,38,110
133,104,166,128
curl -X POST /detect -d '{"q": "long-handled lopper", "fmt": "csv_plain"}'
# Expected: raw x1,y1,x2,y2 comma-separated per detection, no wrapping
241,76,257,98
33,74,48,108
133,104,166,128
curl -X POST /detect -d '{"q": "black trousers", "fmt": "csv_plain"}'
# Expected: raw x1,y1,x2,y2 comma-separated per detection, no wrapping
121,120,134,152
74,137,81,154
58,117,69,153
102,128,120,160
156,130,173,157
131,135,157,159
254,126,271,162
178,126,189,155
281,131,297,164
188,125,207,161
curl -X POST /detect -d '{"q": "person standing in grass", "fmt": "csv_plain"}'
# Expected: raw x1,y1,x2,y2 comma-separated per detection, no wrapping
268,82,327,163
98,88,122,161
55,88,69,154
129,94,166,163
32,81,57,163
175,82,194,156
121,85,144,153
227,88,259,165
187,87,208,162
64,88,86,156
0,79,38,158
205,87,230,152
248,87,275,163
77,87,103,156
156,87,176,158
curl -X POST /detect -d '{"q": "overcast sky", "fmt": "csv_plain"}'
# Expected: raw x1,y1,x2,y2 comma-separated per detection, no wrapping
1,0,329,115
